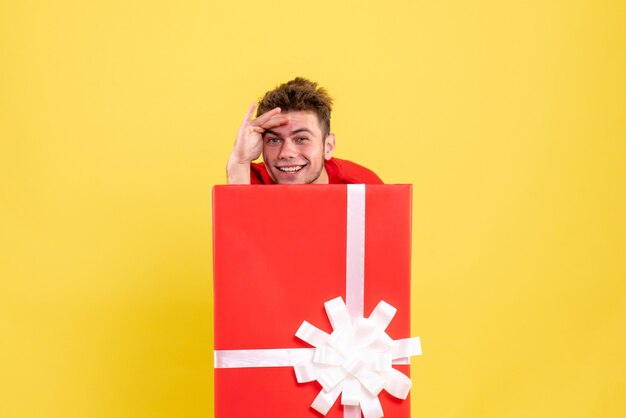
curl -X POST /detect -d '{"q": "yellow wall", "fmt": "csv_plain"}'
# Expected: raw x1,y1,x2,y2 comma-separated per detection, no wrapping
1,1,624,417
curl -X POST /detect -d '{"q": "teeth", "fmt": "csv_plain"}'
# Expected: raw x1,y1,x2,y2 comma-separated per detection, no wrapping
278,166,303,173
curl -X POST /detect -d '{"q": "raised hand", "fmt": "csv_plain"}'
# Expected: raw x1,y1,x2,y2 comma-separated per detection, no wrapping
227,103,288,184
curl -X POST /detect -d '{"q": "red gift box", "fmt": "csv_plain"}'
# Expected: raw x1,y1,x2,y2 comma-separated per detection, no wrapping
212,185,419,418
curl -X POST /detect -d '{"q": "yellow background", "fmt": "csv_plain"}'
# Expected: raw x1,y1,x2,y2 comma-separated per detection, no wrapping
1,1,624,417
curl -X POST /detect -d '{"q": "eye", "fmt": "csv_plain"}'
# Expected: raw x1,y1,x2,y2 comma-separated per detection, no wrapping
295,136,309,143
266,137,282,144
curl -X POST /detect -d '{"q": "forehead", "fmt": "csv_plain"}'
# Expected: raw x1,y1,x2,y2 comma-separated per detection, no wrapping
274,111,323,135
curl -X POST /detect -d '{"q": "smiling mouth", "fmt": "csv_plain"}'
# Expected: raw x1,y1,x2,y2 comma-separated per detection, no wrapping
276,165,305,173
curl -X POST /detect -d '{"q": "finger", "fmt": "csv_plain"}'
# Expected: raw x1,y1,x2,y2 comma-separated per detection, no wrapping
244,102,257,122
253,106,282,125
260,114,289,130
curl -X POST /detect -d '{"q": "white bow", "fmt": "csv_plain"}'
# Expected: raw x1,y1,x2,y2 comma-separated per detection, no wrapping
294,297,422,418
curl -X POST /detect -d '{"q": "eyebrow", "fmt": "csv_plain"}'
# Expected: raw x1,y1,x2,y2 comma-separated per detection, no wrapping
263,128,314,138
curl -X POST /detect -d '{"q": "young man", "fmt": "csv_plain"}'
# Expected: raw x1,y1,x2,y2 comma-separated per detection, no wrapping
226,78,383,184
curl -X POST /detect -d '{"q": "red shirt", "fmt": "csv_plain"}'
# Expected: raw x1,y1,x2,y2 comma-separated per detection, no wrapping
250,157,383,184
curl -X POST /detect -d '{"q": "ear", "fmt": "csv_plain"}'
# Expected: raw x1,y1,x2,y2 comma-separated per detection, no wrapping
324,133,336,160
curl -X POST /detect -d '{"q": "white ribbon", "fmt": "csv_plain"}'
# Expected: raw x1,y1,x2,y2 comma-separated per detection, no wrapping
346,184,366,320
294,297,421,418
214,184,422,418
214,348,315,368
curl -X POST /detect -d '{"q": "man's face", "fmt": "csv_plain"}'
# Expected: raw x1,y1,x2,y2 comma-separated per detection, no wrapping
262,111,335,184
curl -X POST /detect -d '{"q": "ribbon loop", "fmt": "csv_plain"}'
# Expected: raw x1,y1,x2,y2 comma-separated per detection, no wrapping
311,385,342,415
352,318,382,349
325,297,353,331
360,391,384,418
341,377,361,406
369,301,397,329
328,327,355,352
382,368,413,400
296,321,330,347
374,352,392,371
294,363,317,383
372,332,394,350
356,371,385,396
391,337,422,359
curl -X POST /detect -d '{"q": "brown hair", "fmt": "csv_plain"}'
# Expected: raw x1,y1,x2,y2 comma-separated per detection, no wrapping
257,77,333,137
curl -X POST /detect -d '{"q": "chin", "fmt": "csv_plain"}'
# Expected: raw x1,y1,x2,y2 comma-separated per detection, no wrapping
277,178,307,185
272,171,305,184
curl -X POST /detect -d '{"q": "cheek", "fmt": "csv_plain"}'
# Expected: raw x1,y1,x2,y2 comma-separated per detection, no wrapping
304,148,321,163
262,147,276,161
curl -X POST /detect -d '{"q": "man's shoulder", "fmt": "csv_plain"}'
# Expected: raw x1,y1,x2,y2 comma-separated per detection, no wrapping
326,158,384,184
250,161,274,184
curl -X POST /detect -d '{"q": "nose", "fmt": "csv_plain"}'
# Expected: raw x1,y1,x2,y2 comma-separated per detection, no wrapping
278,139,296,159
